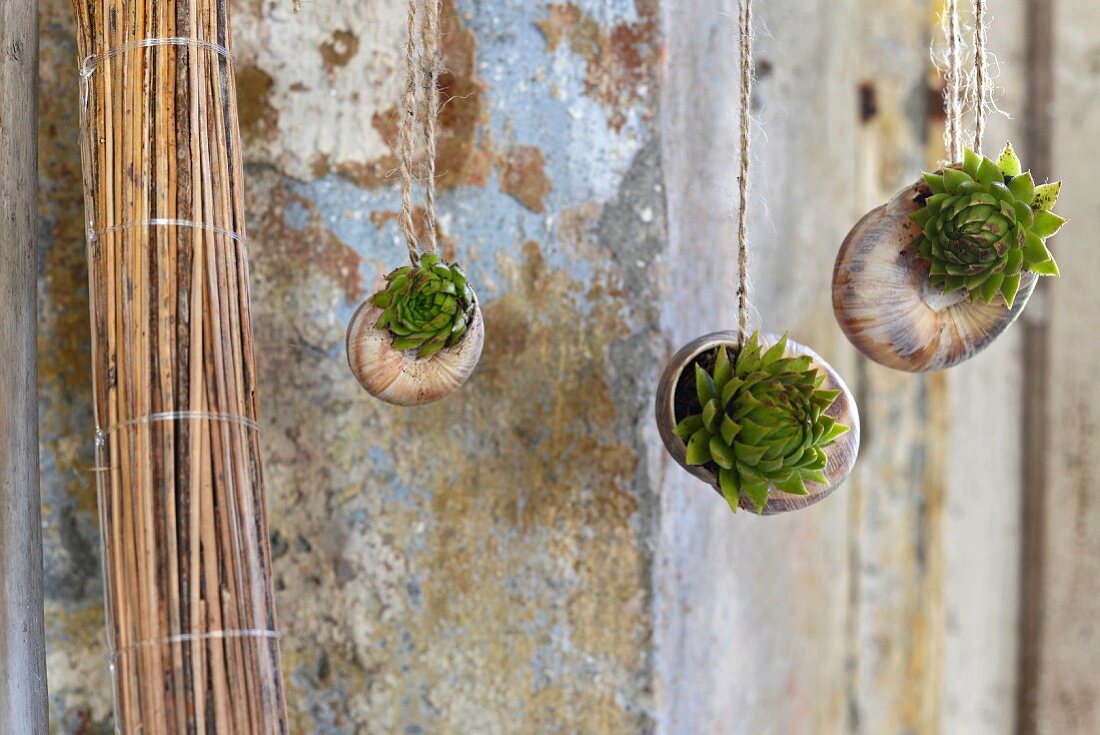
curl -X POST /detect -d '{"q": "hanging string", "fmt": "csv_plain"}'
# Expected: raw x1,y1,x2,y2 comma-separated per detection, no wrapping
735,0,753,349
398,0,423,262
972,0,989,152
396,0,443,263
420,0,443,253
943,0,964,162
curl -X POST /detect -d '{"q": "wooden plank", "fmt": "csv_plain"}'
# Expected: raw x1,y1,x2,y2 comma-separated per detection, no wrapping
941,2,1027,734
656,1,1005,732
1031,0,1100,731
842,4,957,734
0,0,49,732
1017,2,1056,734
657,1,857,732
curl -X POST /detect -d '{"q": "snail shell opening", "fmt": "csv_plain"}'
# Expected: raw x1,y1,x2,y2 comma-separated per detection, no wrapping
833,178,1037,373
346,290,485,407
655,331,860,515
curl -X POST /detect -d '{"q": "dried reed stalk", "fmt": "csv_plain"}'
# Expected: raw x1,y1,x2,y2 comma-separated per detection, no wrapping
69,0,288,730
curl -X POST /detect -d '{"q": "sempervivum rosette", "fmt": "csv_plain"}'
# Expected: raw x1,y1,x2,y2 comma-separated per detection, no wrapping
655,331,860,515
833,143,1066,372
346,254,484,406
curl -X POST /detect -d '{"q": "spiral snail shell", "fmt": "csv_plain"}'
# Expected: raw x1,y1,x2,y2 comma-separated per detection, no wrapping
833,179,1037,373
836,139,1070,374
655,331,860,515
346,257,484,406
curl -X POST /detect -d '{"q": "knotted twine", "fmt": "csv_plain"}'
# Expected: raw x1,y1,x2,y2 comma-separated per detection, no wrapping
972,0,989,152
398,0,444,264
735,0,753,349
943,0,992,160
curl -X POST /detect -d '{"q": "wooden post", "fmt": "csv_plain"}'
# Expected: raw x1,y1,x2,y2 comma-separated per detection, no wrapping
0,0,50,732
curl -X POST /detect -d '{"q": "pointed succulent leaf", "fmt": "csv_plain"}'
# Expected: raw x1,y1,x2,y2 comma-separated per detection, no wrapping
702,399,721,433
976,157,1002,185
923,172,947,194
719,469,741,513
802,469,829,486
1022,231,1051,266
1032,181,1061,211
1008,173,1036,204
713,346,732,390
943,167,972,192
1032,211,1067,239
709,437,737,470
743,479,770,513
674,415,704,440
696,364,717,406
963,148,983,178
1030,257,1060,277
774,474,808,496
760,334,788,368
685,428,713,465
1001,273,1022,308
720,415,741,446
998,143,1022,176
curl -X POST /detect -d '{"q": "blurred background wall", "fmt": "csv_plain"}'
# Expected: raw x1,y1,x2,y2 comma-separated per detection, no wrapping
34,0,1098,732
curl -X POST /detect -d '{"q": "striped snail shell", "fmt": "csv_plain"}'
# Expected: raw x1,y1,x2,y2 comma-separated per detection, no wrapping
832,178,1037,373
655,331,860,515
346,258,484,406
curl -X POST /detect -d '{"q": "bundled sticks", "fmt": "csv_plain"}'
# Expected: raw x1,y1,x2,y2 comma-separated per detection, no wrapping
70,0,288,730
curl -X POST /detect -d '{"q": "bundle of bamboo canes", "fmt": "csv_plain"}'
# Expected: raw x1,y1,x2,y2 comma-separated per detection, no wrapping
70,0,288,730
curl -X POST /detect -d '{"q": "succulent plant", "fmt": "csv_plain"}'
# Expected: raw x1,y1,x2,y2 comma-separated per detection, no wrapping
369,253,476,359
909,143,1065,308
673,331,850,513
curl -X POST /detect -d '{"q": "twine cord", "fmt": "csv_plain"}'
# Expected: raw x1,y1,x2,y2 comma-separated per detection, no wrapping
420,0,443,253
973,0,989,151
735,0,753,349
943,0,964,162
942,0,991,159
398,0,423,262
398,0,444,262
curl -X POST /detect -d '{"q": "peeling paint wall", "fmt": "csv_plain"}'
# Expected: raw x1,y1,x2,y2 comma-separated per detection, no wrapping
39,1,663,732
34,0,1100,734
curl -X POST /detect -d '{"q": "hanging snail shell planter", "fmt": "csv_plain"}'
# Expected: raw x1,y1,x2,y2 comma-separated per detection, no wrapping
656,332,860,515
833,146,1064,372
347,255,484,406
655,0,860,515
833,2,1066,372
346,0,483,405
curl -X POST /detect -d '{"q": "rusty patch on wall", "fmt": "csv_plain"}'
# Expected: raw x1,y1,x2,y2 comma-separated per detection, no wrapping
537,1,660,130
499,146,552,212
237,64,279,145
320,29,361,72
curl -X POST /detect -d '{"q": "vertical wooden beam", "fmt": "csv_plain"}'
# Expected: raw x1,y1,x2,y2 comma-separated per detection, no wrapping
1022,0,1100,731
1016,1,1054,732
941,3,1028,734
0,0,50,732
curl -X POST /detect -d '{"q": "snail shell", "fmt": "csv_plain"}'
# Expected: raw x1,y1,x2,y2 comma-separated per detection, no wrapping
833,178,1037,372
655,331,860,515
346,289,485,406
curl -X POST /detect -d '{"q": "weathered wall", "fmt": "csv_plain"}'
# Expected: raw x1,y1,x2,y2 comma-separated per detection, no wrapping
34,0,1099,733
40,0,664,732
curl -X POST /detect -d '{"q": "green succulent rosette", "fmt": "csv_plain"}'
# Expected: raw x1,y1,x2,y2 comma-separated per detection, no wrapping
370,253,476,358
674,331,850,513
909,143,1066,308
